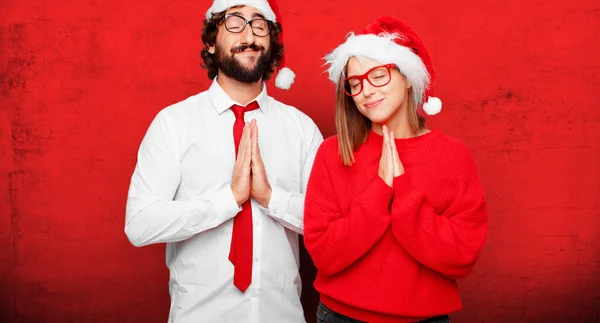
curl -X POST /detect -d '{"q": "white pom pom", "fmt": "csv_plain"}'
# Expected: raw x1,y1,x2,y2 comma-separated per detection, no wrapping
422,96,442,115
275,67,295,90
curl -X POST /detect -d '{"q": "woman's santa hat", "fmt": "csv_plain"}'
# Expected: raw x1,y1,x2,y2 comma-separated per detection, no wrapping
206,0,295,90
324,16,442,115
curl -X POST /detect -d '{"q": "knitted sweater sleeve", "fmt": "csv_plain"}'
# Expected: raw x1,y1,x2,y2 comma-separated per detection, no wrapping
303,143,393,276
390,146,489,279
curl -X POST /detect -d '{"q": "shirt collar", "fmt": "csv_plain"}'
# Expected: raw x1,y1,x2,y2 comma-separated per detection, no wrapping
208,77,269,114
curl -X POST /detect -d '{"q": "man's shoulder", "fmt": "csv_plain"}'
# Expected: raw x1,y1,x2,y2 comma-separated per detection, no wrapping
147,91,212,130
157,91,208,118
267,96,317,126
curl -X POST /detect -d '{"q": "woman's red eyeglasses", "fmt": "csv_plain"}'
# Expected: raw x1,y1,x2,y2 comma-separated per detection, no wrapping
344,64,394,96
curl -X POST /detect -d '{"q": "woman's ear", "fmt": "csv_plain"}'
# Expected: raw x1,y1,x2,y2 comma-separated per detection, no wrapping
404,74,412,90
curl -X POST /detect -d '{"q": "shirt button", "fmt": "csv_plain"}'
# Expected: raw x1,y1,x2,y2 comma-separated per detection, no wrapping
254,256,260,262
254,219,259,226
253,289,259,297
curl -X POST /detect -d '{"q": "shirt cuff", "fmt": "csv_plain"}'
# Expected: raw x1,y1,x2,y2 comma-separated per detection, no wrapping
258,185,286,214
210,185,242,221
258,185,302,228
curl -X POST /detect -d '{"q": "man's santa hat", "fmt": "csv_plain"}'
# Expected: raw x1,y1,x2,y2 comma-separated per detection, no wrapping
206,0,295,90
324,16,442,115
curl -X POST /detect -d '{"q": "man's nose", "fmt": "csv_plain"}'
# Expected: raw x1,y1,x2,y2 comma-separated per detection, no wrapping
239,23,255,44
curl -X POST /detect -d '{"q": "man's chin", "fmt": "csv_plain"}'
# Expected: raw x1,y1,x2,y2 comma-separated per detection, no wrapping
218,52,268,83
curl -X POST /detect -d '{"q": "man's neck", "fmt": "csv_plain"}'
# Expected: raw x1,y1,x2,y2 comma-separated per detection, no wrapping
217,72,263,106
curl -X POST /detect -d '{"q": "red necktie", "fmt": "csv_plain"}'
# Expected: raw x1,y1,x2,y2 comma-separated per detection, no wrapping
229,101,259,292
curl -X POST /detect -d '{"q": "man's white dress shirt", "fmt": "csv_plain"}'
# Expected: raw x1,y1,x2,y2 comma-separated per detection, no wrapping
125,79,323,323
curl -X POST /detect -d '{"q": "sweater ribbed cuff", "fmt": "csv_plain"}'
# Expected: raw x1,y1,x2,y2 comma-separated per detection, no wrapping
393,173,413,196
359,176,394,212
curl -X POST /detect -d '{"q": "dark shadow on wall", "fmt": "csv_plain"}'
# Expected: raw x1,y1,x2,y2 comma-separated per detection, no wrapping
300,237,319,323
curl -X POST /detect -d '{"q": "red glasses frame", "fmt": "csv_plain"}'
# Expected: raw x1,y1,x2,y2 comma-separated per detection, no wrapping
344,64,394,96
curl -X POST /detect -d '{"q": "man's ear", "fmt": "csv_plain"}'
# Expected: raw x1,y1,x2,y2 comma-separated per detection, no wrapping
208,44,215,54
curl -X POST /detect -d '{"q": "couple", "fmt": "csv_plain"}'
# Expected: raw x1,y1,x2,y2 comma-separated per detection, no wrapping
124,0,489,322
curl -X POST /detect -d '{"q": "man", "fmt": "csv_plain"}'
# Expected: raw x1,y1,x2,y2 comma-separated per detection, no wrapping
124,1,323,322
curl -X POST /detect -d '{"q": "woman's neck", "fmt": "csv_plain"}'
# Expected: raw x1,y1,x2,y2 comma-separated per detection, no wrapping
371,103,429,139
372,121,416,138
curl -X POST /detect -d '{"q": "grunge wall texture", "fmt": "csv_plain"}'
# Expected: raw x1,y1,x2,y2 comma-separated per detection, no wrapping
1,0,599,322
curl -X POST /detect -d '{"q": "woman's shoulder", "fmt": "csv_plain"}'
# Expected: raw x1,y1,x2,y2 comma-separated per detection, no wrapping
431,130,472,152
317,134,340,153
429,130,478,167
314,135,347,168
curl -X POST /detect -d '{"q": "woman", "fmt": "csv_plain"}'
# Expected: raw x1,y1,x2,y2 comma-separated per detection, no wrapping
303,16,489,323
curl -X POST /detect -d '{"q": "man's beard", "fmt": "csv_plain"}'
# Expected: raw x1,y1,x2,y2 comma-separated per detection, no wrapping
215,43,270,84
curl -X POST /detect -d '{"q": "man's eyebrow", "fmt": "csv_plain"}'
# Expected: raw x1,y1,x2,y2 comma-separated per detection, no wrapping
228,11,243,16
227,11,266,20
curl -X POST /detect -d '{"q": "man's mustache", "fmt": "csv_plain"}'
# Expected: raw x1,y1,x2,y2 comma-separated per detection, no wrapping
230,44,264,54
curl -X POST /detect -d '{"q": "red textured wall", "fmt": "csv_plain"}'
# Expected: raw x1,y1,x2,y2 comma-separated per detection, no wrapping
1,0,599,322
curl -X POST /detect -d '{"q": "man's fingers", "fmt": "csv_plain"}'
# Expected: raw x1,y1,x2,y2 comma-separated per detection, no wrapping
244,123,252,166
251,120,259,158
238,123,252,168
254,121,260,155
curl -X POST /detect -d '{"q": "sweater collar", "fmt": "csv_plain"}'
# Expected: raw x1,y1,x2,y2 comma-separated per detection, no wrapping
366,129,441,150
